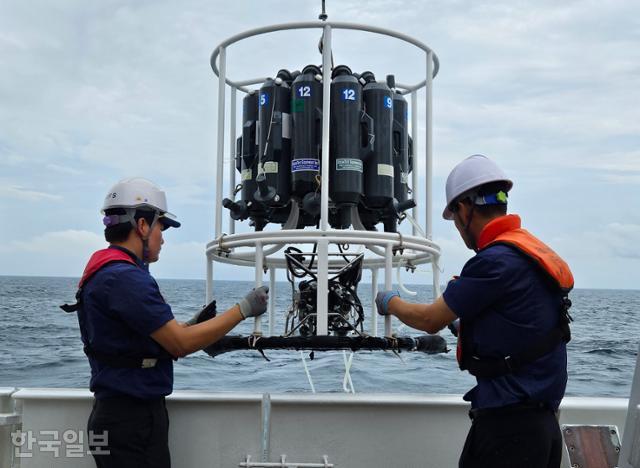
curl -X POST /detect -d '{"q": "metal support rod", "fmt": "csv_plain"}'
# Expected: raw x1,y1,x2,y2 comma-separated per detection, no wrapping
620,342,640,467
432,257,441,297
384,244,393,337
411,90,419,237
239,455,334,468
254,241,263,335
319,24,332,232
229,86,237,235
316,240,329,335
425,50,434,239
206,255,213,303
316,23,332,337
215,46,227,239
371,269,379,337
261,393,271,463
268,268,276,336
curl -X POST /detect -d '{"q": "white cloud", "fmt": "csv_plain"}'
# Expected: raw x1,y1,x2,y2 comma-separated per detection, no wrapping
0,185,63,202
2,230,103,254
0,230,104,276
46,164,83,176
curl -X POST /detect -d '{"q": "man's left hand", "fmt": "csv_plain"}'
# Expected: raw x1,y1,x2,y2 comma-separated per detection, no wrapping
375,291,400,316
186,300,217,326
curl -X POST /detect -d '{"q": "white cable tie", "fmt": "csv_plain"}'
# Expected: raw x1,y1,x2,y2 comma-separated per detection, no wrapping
397,262,417,297
300,351,316,393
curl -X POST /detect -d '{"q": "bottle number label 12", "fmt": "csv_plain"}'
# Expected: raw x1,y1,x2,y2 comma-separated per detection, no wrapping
297,86,311,97
342,89,356,101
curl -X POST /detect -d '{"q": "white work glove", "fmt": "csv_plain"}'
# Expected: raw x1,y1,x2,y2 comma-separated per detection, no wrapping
237,286,269,319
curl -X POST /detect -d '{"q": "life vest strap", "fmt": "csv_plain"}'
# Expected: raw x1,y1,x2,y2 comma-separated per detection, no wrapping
462,300,572,378
83,345,171,369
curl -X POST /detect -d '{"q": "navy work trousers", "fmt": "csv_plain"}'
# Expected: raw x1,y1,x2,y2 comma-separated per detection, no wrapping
459,404,562,468
87,395,170,468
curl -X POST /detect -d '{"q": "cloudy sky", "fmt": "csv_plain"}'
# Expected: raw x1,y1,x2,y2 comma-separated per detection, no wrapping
1,0,638,289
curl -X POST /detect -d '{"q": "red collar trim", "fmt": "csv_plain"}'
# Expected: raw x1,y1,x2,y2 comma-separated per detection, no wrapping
477,214,521,250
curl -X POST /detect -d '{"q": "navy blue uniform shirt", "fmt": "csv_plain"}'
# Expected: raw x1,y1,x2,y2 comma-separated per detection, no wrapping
77,246,175,400
443,244,567,410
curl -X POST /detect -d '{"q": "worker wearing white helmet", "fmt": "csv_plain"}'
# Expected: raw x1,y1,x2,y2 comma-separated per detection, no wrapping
376,155,573,468
63,177,269,468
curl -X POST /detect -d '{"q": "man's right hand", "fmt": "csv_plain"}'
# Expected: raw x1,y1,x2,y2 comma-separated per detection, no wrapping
237,286,269,319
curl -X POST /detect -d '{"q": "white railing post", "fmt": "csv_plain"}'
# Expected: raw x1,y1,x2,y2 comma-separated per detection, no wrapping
316,23,332,336
425,50,434,240
319,24,332,233
620,342,640,467
411,90,419,237
432,257,441,298
316,240,329,336
268,267,276,336
206,254,213,303
215,46,227,239
229,86,237,235
371,269,379,336
384,244,393,337
254,241,263,335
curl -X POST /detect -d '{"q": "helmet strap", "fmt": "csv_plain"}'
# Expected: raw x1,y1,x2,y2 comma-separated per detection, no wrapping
141,238,150,269
134,210,160,268
462,202,478,251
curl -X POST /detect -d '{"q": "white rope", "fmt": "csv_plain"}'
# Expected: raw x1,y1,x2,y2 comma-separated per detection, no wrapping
342,351,355,393
404,213,426,238
300,351,316,393
391,349,407,364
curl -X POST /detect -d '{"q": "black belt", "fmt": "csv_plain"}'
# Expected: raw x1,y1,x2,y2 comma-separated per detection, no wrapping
95,394,166,408
469,401,555,420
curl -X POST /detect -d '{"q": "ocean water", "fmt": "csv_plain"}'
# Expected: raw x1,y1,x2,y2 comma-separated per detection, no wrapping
0,276,638,398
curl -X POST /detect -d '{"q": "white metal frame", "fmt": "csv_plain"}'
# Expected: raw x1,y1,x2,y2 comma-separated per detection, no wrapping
207,21,440,337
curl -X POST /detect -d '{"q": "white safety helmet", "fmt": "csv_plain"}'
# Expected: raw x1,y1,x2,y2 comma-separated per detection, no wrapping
102,177,180,229
443,154,513,220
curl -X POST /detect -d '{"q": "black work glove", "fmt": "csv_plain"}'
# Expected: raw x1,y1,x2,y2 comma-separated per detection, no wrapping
186,300,217,326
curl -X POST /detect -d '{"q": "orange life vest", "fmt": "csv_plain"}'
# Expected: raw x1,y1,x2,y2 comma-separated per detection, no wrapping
455,214,573,377
60,247,170,368
477,214,573,292
78,248,138,288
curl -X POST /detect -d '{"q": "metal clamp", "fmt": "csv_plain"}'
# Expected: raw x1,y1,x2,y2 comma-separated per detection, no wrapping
239,454,333,467
0,413,21,426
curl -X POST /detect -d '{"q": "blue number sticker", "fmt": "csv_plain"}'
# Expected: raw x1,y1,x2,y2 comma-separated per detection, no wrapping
384,96,393,109
260,93,268,106
342,89,356,101
297,86,311,97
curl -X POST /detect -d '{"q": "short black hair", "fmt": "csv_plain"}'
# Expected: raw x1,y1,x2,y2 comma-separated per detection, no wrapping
104,208,156,243
450,181,510,219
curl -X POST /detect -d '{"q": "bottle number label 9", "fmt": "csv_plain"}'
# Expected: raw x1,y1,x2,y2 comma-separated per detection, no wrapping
297,86,311,97
342,89,356,101
384,96,393,109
